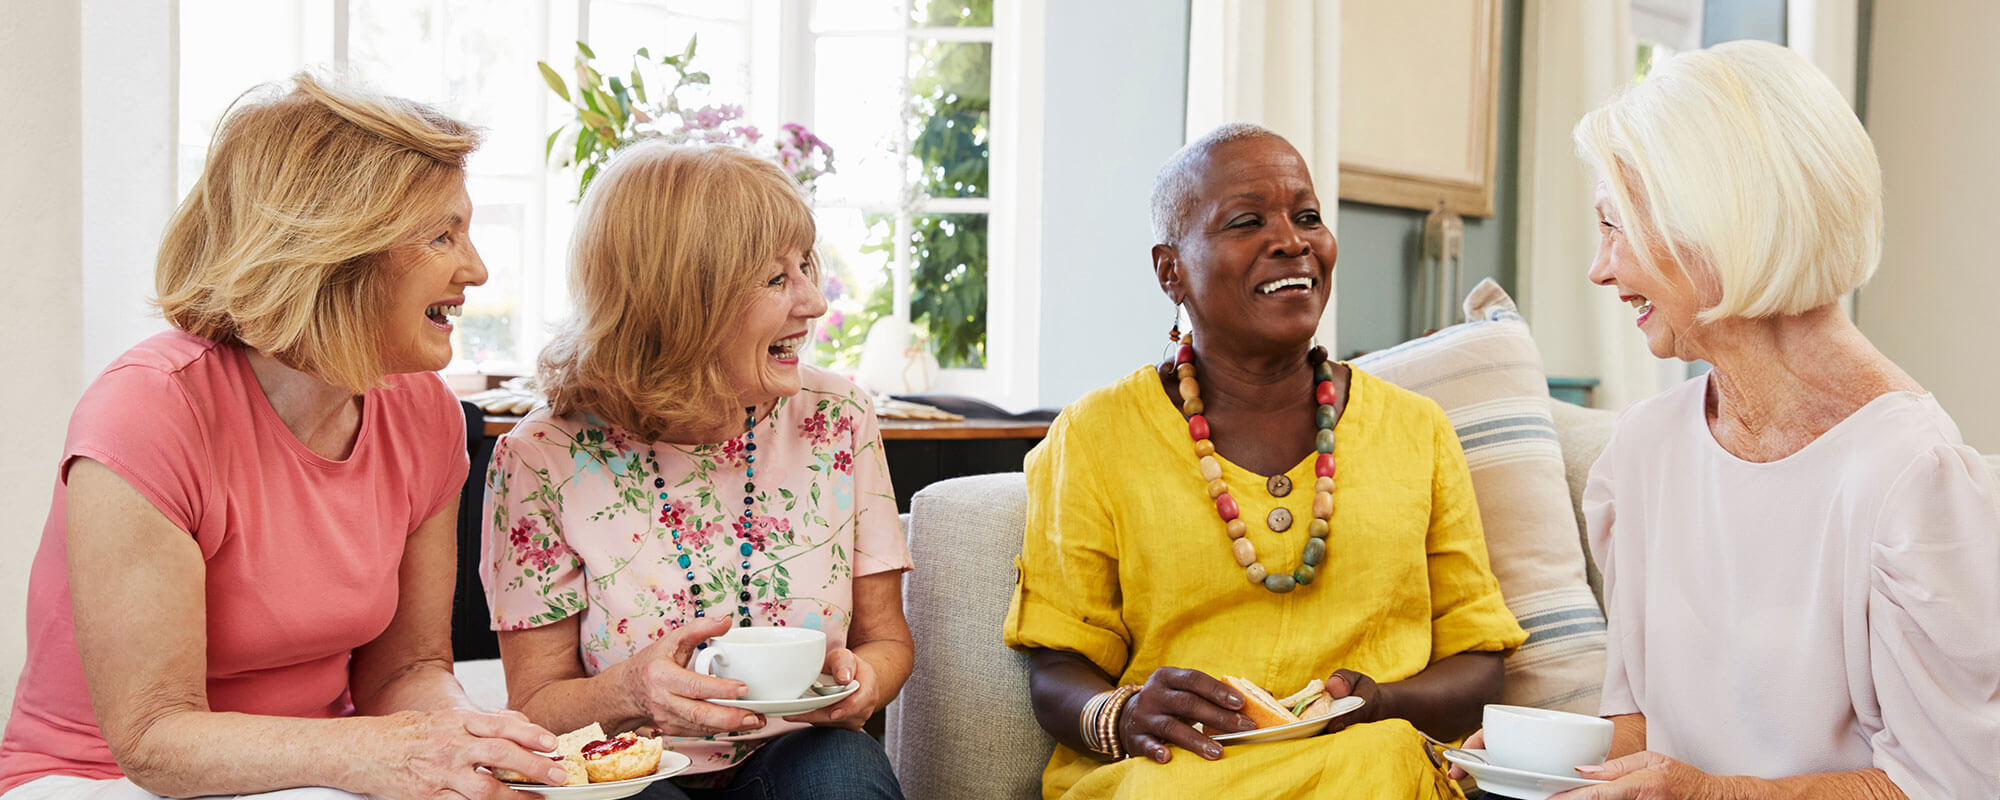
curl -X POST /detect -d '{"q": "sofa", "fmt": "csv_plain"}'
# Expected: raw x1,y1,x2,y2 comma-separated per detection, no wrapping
882,398,1616,799
880,398,2000,799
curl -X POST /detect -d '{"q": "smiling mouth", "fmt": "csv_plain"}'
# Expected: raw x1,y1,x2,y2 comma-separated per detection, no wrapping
424,303,463,329
768,333,808,360
1257,276,1315,295
1625,295,1653,324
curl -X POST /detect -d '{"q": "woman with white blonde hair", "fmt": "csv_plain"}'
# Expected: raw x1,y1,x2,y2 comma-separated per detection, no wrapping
1458,40,2000,800
0,74,571,799
482,141,911,799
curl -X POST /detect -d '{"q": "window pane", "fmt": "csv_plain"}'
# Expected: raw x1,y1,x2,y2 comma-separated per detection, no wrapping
913,0,991,28
908,40,989,199
812,35,907,205
807,208,895,369
178,0,327,197
813,0,906,33
906,212,986,368
590,2,754,114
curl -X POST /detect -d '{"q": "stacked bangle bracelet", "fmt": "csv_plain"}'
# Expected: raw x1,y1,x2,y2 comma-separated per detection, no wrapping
1079,684,1141,759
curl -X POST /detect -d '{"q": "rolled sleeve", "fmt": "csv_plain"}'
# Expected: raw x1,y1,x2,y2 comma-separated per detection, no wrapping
1002,416,1133,679
1865,446,2000,800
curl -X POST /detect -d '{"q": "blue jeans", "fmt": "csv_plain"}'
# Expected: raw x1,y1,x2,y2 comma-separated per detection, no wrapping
638,728,905,800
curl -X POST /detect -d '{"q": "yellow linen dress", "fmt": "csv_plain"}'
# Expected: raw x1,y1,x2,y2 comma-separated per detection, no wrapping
1003,366,1527,800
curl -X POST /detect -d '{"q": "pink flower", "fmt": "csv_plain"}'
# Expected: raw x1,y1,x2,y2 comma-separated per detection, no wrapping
733,124,762,144
682,518,716,550
834,415,856,436
719,437,748,468
833,450,853,473
798,412,830,445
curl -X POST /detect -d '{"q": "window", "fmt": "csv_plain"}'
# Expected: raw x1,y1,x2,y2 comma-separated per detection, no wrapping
176,0,1029,402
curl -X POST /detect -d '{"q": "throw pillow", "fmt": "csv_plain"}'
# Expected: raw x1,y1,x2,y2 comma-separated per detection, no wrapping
1354,279,1607,715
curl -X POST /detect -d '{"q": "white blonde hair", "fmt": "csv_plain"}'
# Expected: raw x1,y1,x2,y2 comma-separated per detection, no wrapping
1574,39,1882,322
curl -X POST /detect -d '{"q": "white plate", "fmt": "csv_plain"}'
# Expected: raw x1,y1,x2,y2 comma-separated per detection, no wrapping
1442,748,1605,800
1210,695,1367,745
508,750,694,800
709,674,859,715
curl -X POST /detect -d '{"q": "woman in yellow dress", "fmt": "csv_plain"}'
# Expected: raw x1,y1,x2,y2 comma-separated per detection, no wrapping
1002,124,1527,799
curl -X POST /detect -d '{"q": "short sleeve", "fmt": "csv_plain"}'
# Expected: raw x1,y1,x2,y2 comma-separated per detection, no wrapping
1864,445,2000,800
845,391,911,577
479,426,589,630
1002,414,1132,678
1583,454,1640,718
64,364,212,541
1421,404,1529,662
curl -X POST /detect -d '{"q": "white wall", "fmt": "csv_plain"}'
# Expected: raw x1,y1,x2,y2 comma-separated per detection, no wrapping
1034,0,1190,408
0,1,87,720
1860,7,2000,452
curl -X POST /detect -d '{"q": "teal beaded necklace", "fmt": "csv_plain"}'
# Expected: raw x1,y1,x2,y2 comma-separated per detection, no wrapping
1173,334,1337,594
647,406,761,626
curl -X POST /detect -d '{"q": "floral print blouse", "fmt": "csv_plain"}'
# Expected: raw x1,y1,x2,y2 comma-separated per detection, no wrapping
480,366,909,774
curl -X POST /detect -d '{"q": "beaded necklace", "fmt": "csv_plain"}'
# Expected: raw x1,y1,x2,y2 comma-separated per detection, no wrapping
1173,334,1337,594
647,406,761,626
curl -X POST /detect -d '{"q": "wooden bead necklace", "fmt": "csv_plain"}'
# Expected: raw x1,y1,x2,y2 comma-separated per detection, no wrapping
1173,333,1337,593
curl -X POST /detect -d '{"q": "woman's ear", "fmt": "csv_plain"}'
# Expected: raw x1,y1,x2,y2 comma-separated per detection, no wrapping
1152,243,1182,305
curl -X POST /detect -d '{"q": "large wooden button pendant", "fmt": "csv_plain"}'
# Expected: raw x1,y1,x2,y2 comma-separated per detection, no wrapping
1265,474,1293,497
1267,507,1294,532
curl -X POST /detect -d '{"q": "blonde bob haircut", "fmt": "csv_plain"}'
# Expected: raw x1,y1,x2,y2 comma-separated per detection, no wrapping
538,142,818,441
156,71,480,392
1574,39,1882,322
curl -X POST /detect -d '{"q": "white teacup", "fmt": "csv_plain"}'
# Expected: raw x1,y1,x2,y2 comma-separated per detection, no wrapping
691,627,827,701
1482,704,1614,777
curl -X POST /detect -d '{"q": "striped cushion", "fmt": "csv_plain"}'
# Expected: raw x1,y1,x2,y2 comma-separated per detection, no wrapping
1355,279,1607,715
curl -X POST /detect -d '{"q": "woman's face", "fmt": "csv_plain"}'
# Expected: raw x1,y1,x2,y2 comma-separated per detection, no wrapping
378,181,487,374
720,248,828,404
1164,137,1337,353
1586,181,1708,360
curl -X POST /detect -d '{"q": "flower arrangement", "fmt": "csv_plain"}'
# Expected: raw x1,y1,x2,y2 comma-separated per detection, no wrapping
538,37,834,198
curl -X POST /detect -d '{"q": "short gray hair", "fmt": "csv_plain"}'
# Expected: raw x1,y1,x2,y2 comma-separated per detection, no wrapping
1149,122,1284,245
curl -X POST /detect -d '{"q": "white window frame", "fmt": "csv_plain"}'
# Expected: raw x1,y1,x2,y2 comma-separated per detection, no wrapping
168,0,1044,409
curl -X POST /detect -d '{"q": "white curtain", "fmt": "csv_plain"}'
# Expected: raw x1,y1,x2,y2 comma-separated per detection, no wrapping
1515,0,1678,409
1184,0,1342,351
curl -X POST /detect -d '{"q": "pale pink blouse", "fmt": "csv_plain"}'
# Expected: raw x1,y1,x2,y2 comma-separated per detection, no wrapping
1586,375,2000,800
481,366,910,775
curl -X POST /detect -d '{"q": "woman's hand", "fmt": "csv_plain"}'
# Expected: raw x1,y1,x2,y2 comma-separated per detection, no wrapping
1444,728,1485,780
1555,751,1737,800
348,708,565,799
784,647,878,729
1322,668,1391,735
1117,667,1257,763
615,616,765,737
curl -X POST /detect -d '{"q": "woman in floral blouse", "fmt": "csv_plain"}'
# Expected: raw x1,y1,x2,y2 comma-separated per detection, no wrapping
481,142,912,799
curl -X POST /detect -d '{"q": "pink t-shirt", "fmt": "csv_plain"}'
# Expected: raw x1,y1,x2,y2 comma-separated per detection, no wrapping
481,366,910,775
0,331,468,793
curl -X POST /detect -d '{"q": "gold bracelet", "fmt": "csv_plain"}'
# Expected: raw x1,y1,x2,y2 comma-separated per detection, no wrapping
1095,685,1141,760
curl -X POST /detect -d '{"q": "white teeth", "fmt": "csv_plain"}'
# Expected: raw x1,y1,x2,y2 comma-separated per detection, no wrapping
769,333,807,358
1627,296,1652,315
425,304,463,319
1258,276,1315,294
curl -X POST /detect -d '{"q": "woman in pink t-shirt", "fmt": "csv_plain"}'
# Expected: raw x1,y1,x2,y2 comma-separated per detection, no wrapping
0,74,570,799
481,142,913,798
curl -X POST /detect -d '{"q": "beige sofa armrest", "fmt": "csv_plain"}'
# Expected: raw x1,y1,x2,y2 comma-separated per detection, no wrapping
1549,399,1616,606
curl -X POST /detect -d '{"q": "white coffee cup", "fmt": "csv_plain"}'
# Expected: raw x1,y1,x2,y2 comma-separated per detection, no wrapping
1482,704,1614,777
690,627,827,701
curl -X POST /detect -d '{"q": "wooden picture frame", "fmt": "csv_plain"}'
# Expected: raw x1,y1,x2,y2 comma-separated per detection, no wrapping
1338,0,1503,217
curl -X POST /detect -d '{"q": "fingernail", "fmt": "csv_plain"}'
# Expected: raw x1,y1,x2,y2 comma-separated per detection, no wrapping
1152,747,1169,764
540,734,558,750
742,715,760,728
1576,765,1602,774
1205,745,1221,759
548,768,570,783
1236,715,1254,729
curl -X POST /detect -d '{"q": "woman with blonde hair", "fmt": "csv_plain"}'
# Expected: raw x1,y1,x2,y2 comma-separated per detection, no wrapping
482,141,911,799
1456,40,2000,800
0,74,569,799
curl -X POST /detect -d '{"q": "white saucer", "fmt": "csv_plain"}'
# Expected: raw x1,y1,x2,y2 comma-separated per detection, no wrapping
709,674,859,715
1442,748,1605,800
1210,695,1367,745
508,750,693,799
